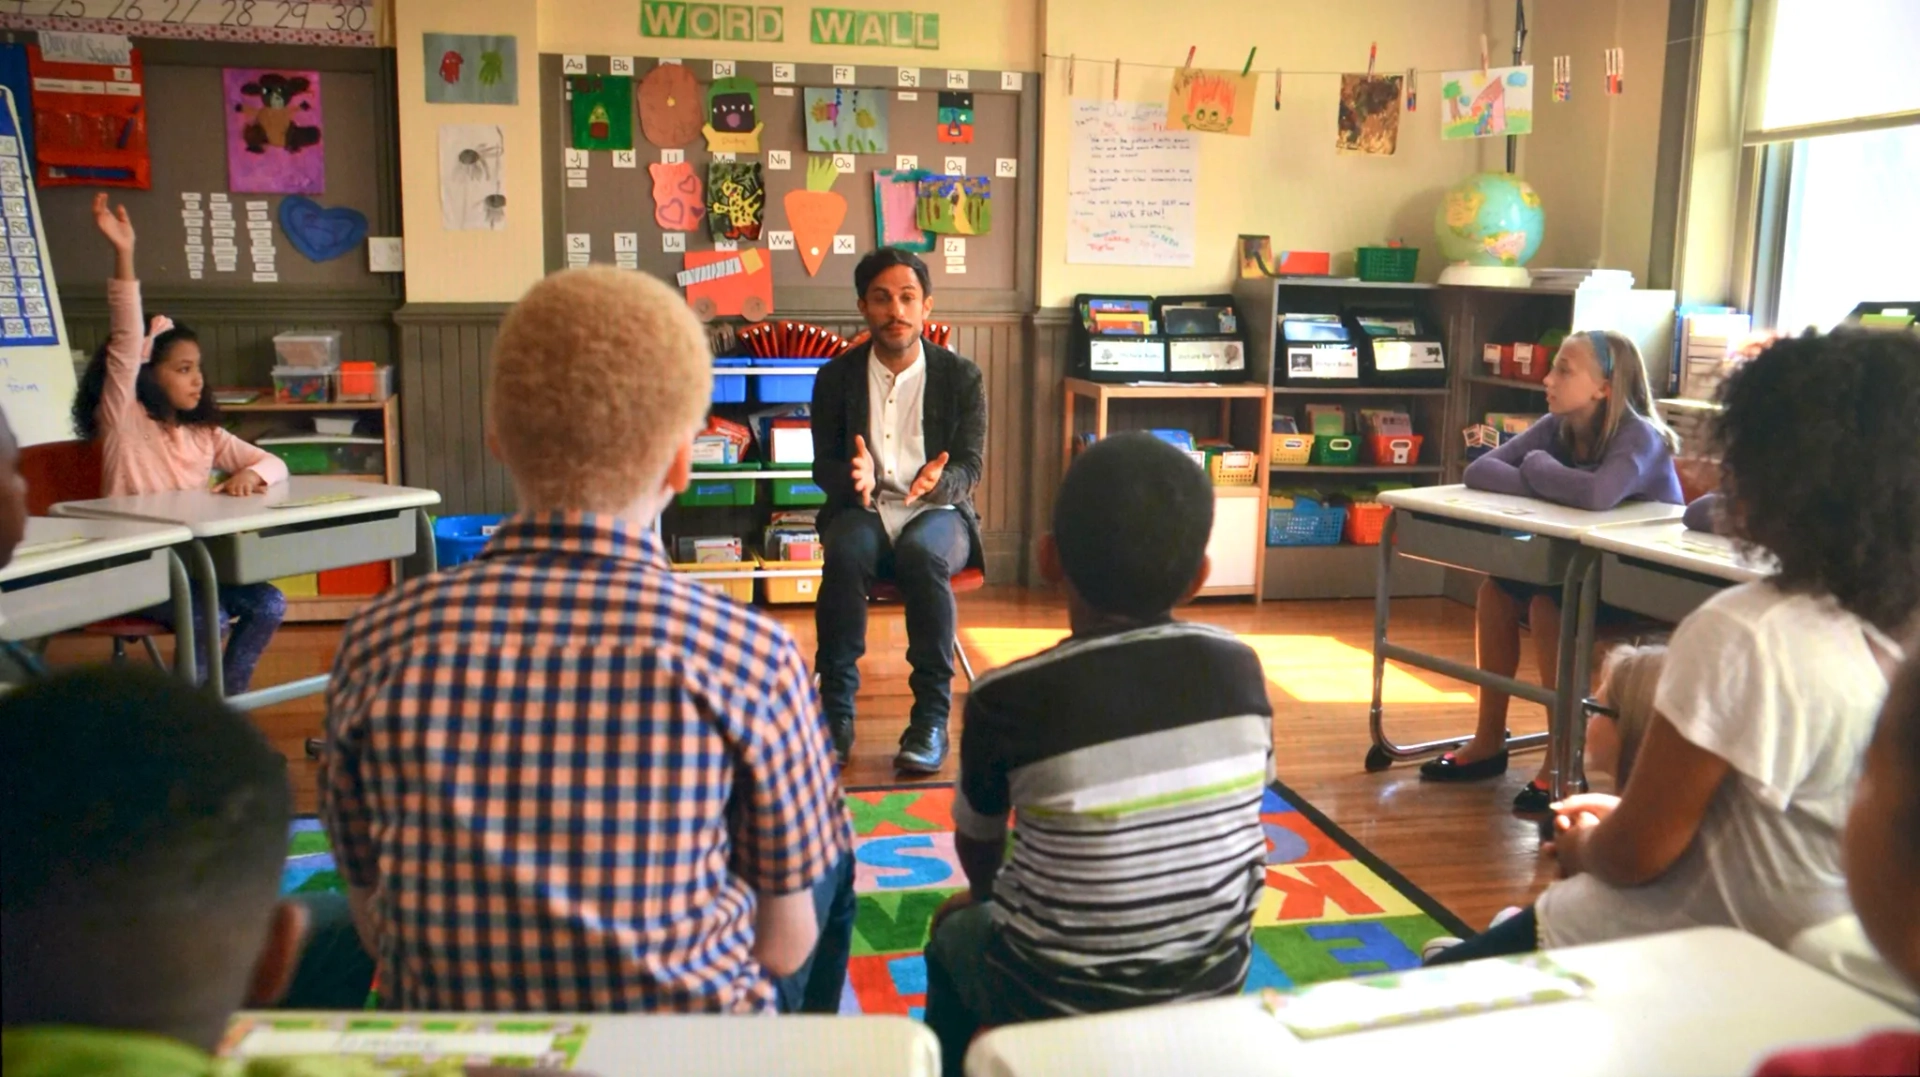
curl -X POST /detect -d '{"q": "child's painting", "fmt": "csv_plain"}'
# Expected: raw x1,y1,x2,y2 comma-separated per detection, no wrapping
804,87,888,154
784,156,847,276
224,68,324,194
423,34,517,105
936,92,974,144
915,174,992,236
439,124,506,231
1441,65,1533,141
639,62,704,148
707,161,765,241
568,73,634,152
703,76,764,154
1337,74,1403,155
1167,67,1256,137
649,160,705,231
873,169,935,252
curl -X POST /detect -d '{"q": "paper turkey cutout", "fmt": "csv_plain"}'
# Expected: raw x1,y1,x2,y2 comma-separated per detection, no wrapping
639,63,705,148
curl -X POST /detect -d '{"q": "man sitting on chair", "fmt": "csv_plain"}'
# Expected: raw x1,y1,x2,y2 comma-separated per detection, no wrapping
811,249,987,774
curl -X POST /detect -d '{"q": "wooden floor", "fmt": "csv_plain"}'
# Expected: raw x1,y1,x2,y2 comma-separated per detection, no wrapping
45,588,1555,930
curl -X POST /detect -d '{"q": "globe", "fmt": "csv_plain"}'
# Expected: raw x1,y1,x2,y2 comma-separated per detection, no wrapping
1434,172,1544,284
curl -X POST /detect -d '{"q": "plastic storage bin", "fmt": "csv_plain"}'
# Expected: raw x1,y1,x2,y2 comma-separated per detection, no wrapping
1270,434,1315,467
1343,502,1393,545
1355,246,1419,283
1267,501,1348,546
334,365,393,402
270,572,320,597
713,357,750,404
761,555,825,604
272,330,342,368
1310,435,1361,466
319,561,391,595
273,366,332,403
677,476,758,507
1367,434,1425,466
673,559,757,603
434,514,508,569
772,478,827,506
262,442,333,475
754,358,829,404
1207,450,1259,486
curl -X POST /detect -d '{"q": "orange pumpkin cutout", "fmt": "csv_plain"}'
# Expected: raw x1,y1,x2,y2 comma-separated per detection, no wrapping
639,63,704,148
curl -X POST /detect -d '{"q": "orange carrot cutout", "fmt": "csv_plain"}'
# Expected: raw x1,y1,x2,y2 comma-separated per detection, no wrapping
785,155,847,277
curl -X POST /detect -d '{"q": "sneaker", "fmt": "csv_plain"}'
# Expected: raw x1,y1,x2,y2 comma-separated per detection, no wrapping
1489,905,1526,929
1421,936,1464,962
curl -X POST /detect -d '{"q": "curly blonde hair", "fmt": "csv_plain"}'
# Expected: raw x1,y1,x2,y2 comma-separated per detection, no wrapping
488,268,712,512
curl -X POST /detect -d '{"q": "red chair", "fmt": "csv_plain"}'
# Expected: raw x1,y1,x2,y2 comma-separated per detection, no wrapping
19,439,185,669
867,566,985,684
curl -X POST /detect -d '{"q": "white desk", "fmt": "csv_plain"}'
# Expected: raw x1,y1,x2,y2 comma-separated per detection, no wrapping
1,517,198,681
226,1011,939,1077
1582,520,1770,624
54,478,442,704
1369,486,1685,803
965,927,1920,1077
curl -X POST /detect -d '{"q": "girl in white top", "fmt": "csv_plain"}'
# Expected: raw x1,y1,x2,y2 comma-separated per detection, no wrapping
1428,328,1920,964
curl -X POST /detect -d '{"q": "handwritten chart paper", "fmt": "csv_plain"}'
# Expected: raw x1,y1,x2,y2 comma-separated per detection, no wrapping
1067,101,1196,267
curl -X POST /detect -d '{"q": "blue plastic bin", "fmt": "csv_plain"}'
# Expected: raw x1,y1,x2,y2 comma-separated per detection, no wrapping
753,358,830,404
713,357,750,404
435,514,509,569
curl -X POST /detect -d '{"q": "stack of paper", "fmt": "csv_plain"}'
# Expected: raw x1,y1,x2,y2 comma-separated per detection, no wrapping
1531,267,1636,291
1677,311,1752,401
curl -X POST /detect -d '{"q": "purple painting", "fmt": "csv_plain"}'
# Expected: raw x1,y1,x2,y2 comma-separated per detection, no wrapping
224,68,325,194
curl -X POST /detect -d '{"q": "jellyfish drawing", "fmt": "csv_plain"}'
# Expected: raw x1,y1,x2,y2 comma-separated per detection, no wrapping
481,192,507,228
441,124,507,231
456,141,503,182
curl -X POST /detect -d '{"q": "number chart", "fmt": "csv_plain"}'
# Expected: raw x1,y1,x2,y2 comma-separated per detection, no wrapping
2,0,378,47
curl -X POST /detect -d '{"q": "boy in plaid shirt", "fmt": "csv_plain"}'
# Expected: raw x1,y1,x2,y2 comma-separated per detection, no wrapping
318,268,852,1013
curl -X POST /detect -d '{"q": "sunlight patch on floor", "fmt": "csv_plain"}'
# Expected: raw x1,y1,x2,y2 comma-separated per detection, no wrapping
961,626,1472,705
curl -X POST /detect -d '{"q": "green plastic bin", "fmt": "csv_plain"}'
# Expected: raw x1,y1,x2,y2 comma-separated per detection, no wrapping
772,478,827,506
676,478,758,507
1310,435,1361,466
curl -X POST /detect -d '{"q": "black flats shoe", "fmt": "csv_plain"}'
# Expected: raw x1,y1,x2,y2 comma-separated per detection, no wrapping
894,722,949,774
1512,780,1553,813
1419,748,1511,782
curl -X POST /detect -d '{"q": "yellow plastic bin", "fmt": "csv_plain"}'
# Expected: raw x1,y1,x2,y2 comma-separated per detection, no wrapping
760,556,825,604
271,573,320,597
671,558,758,604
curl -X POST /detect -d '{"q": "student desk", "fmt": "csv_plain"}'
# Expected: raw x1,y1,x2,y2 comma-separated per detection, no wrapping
963,927,1920,1077
52,478,441,706
1369,486,1683,801
224,1011,939,1077
1580,520,1769,624
0,517,197,681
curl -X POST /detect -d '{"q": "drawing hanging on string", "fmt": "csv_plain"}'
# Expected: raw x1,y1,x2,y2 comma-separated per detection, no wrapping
703,76,764,153
649,160,705,231
639,62,705,147
423,34,517,105
224,68,324,194
873,169,935,252
1440,65,1533,140
707,161,765,241
568,73,634,151
915,174,992,236
439,124,506,231
1336,74,1403,155
1167,67,1256,136
804,87,888,153
936,92,974,144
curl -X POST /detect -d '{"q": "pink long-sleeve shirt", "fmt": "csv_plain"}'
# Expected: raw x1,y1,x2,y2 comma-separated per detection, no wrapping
98,279,289,497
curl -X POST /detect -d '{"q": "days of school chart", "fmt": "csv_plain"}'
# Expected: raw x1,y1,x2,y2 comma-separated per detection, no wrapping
0,93,56,349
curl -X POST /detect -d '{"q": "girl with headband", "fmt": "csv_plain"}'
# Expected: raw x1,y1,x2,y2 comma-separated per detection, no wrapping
1424,328,1682,812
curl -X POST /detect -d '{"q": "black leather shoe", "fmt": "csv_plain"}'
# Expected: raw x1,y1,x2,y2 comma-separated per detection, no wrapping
894,722,949,774
1512,780,1552,813
827,715,854,768
1419,749,1511,781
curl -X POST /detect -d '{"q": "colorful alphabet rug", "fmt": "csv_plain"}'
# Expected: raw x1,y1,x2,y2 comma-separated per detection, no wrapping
280,780,1467,1017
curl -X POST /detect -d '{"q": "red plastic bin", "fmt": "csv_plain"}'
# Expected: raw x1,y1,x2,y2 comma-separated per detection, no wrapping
1367,434,1425,466
317,561,392,596
1344,502,1393,545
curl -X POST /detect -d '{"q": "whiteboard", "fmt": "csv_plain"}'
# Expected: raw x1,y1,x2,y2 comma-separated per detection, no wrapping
0,86,78,447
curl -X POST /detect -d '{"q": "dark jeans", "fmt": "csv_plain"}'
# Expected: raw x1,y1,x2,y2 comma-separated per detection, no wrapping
924,901,1005,1076
281,890,378,1009
774,850,858,1013
1424,904,1540,966
142,581,286,696
815,508,972,728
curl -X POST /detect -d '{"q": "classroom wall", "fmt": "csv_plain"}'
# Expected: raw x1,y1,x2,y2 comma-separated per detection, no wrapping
393,0,544,303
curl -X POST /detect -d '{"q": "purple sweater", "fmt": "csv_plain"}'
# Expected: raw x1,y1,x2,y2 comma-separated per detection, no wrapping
1464,410,1683,511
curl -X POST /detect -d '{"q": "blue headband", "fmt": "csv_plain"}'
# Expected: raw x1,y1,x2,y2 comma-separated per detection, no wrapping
1585,330,1615,378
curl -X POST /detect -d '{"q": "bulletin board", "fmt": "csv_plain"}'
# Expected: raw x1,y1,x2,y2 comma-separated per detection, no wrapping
33,41,398,297
538,55,1038,315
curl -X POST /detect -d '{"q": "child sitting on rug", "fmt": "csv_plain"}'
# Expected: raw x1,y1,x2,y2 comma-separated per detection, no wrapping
1424,329,1920,968
924,432,1275,1075
1428,329,1683,812
0,667,382,1076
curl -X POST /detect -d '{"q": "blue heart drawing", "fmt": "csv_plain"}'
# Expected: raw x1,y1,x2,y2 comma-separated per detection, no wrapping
277,196,369,262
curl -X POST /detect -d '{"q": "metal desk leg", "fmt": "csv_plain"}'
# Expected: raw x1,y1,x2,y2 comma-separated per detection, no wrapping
401,508,438,581
1541,552,1600,840
186,539,225,698
1365,510,1399,772
165,548,197,685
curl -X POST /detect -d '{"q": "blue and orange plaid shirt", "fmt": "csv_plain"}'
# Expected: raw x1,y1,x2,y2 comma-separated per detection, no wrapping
318,512,850,1014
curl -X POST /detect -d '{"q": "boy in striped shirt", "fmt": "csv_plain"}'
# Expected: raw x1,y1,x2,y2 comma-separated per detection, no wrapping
925,432,1274,1071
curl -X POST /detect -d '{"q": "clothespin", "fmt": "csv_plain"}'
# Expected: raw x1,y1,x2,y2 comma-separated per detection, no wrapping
1184,46,1196,70
1274,67,1282,109
1068,53,1075,94
1479,34,1489,75
1366,42,1376,79
1405,68,1417,110
1113,56,1121,99
1242,47,1257,77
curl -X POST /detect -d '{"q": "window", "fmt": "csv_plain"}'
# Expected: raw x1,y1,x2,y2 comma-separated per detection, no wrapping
1773,124,1920,332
